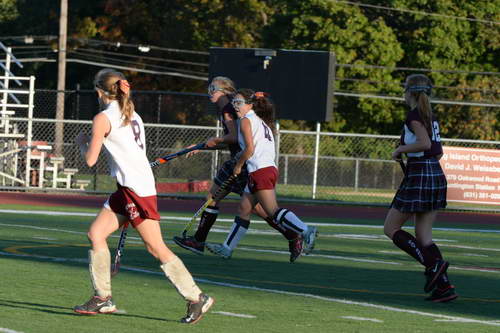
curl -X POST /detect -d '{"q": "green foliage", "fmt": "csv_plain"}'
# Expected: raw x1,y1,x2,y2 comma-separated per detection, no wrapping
0,0,498,138
0,0,18,22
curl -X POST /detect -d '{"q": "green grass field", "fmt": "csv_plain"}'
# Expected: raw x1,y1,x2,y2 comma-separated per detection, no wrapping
1,203,499,332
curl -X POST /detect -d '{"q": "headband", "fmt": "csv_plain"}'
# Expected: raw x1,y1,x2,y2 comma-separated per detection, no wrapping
406,85,432,94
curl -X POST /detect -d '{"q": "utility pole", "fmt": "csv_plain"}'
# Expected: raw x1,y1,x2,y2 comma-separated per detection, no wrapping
55,0,68,156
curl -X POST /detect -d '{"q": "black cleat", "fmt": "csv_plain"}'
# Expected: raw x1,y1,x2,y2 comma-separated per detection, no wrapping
173,236,205,255
180,293,214,324
289,237,303,263
424,260,449,293
425,285,458,303
73,295,116,315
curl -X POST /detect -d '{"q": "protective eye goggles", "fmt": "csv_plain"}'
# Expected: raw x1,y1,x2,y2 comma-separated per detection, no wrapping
231,98,246,109
405,85,432,94
208,83,224,96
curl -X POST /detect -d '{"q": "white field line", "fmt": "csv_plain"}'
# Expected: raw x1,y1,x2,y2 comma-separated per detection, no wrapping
463,253,489,258
213,311,256,319
0,328,24,333
2,222,500,273
2,209,500,234
1,250,498,328
341,316,383,323
32,236,57,241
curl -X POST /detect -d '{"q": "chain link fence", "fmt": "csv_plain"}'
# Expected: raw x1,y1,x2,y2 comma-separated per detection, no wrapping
2,90,500,211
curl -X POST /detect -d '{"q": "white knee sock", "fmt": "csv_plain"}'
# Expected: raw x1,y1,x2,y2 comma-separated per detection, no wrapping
224,216,250,250
89,249,112,297
273,209,308,235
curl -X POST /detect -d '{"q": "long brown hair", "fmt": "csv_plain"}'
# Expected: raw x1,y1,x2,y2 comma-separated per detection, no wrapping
237,88,276,133
405,74,433,136
94,68,134,126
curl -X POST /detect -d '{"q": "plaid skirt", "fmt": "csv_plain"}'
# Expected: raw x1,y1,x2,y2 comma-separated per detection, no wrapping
391,157,447,212
214,158,248,195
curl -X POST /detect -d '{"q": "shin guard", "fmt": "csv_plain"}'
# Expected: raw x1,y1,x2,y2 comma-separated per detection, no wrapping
161,256,202,302
89,249,112,298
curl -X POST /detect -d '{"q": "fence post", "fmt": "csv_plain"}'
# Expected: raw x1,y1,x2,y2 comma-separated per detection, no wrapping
275,120,280,167
354,159,359,191
284,155,288,185
312,122,321,199
211,119,221,179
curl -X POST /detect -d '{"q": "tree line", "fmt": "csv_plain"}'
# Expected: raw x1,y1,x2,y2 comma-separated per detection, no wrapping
0,0,498,139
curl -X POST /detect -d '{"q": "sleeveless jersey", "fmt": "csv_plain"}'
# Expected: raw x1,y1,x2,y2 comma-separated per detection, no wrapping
401,107,443,158
102,101,156,196
238,110,276,173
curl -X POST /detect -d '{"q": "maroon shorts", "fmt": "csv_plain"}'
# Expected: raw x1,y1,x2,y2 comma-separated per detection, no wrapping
104,183,160,228
247,166,279,193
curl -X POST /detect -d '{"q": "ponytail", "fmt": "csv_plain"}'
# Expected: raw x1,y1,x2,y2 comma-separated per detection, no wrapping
94,69,135,126
116,80,134,126
416,92,432,136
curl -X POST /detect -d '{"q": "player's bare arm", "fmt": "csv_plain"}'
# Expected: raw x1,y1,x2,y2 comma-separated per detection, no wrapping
77,112,111,167
206,112,238,148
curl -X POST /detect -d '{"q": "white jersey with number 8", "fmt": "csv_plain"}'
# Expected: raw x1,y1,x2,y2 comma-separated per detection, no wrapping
102,101,156,196
238,110,276,173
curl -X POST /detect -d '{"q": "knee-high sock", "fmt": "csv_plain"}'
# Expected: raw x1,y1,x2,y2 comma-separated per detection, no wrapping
424,243,451,288
392,230,427,266
273,208,308,236
161,256,202,302
194,205,219,242
264,216,297,241
89,249,111,297
224,216,250,250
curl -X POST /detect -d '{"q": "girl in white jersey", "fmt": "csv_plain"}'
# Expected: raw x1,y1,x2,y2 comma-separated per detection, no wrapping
206,89,317,259
73,69,213,324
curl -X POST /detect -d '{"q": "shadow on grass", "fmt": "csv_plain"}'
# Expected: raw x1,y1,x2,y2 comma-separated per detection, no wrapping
0,298,177,323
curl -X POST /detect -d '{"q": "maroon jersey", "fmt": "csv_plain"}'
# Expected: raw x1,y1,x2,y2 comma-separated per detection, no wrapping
401,108,443,158
219,98,241,158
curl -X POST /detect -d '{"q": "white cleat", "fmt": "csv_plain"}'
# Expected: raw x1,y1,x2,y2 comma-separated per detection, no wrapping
302,226,318,255
206,243,232,259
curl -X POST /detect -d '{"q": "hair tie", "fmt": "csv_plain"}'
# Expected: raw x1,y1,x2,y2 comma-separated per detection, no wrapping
118,79,130,94
254,91,268,99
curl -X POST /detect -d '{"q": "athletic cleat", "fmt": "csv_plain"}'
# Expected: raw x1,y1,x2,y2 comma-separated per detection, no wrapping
302,226,318,255
181,293,215,324
425,285,458,303
73,295,116,315
424,259,449,292
205,243,232,259
289,237,303,263
173,236,205,255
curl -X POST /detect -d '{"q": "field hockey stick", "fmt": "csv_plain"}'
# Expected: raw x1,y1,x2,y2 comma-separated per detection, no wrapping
180,174,238,239
111,221,129,277
149,143,206,167
111,143,206,277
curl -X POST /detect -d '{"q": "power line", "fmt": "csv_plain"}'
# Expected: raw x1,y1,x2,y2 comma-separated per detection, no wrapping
9,57,208,81
68,50,208,76
331,0,500,25
76,47,208,67
69,37,210,56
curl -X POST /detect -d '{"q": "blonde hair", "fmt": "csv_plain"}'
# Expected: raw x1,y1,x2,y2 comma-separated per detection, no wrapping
405,74,433,136
211,76,236,94
94,68,135,126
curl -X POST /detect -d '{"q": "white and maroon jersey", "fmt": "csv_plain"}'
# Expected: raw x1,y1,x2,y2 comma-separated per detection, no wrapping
238,110,276,173
101,101,156,197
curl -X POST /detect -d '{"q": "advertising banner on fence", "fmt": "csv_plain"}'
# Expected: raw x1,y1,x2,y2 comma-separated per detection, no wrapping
440,146,500,205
